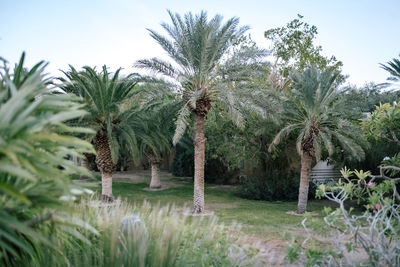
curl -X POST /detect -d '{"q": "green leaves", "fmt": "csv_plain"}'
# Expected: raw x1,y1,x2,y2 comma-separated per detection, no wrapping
272,67,365,162
137,11,270,143
0,53,95,264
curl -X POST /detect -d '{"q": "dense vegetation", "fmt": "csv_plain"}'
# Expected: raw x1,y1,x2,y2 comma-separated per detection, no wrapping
1,10,399,266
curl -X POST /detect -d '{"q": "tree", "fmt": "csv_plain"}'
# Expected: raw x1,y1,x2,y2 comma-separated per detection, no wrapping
136,10,270,213
270,67,365,214
137,87,177,189
362,103,400,147
265,15,344,89
59,66,148,201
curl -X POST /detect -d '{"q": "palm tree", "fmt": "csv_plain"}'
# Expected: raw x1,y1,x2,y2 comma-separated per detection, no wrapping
380,55,400,81
270,67,365,214
136,11,270,213
59,66,147,201
138,98,177,189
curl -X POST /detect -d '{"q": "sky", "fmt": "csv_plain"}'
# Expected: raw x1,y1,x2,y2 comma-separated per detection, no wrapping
1,0,399,87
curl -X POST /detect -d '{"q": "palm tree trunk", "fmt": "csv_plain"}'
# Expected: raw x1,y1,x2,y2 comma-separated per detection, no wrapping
149,161,161,189
94,130,115,202
297,152,312,214
81,157,90,169
193,114,206,213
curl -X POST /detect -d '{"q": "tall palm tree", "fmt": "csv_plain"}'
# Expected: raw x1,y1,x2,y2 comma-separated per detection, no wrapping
59,66,149,201
270,67,365,214
136,11,270,213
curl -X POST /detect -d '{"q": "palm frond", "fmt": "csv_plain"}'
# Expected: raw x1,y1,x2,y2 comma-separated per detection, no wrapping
173,104,191,145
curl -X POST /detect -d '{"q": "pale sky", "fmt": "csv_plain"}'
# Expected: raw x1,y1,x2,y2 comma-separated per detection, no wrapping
1,0,399,86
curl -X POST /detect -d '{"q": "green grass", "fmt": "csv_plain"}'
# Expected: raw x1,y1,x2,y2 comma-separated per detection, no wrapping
96,177,334,240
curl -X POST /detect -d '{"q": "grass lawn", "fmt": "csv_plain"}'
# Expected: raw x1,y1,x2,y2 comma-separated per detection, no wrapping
94,174,333,241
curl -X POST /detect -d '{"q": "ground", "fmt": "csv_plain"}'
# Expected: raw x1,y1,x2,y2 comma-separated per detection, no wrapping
90,170,333,265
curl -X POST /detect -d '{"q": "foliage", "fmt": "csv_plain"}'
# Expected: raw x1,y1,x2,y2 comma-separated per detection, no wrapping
59,65,144,165
135,10,272,145
271,67,365,162
0,53,95,265
171,133,194,177
264,14,344,89
288,161,400,266
237,171,316,201
362,102,400,147
343,83,400,113
25,198,256,267
136,83,178,164
380,54,400,82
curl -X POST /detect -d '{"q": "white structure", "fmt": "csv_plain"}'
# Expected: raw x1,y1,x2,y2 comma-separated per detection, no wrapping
311,160,342,185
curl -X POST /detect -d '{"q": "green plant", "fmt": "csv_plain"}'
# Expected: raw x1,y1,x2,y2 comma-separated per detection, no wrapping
270,67,365,214
136,10,275,213
264,14,344,90
171,133,194,177
28,198,257,267
59,66,164,201
288,160,400,266
0,53,95,265
362,102,400,147
380,54,400,82
238,171,316,201
136,86,178,189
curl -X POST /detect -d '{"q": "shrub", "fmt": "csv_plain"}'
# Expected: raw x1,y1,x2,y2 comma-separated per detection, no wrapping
287,163,400,266
0,53,95,265
171,135,194,177
29,198,257,267
237,171,316,201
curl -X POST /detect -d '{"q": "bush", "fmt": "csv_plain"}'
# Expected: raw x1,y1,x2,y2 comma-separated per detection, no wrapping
237,171,316,201
28,198,257,267
0,53,95,265
171,135,194,177
287,164,400,266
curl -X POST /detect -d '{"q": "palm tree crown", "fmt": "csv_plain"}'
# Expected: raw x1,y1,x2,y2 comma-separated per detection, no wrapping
136,10,268,143
272,67,364,161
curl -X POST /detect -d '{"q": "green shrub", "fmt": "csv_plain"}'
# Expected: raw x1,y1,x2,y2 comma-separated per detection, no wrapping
29,198,256,267
0,53,95,266
171,135,194,177
237,171,316,201
288,163,400,266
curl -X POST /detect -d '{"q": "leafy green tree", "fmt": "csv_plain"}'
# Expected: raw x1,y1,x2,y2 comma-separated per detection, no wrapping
0,53,95,265
59,66,155,201
270,67,365,214
362,103,400,147
265,15,344,89
136,10,271,213
344,83,400,113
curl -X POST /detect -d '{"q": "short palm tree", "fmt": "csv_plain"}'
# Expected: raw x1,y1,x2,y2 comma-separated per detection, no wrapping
138,96,177,189
136,11,270,213
270,67,365,214
59,66,145,201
